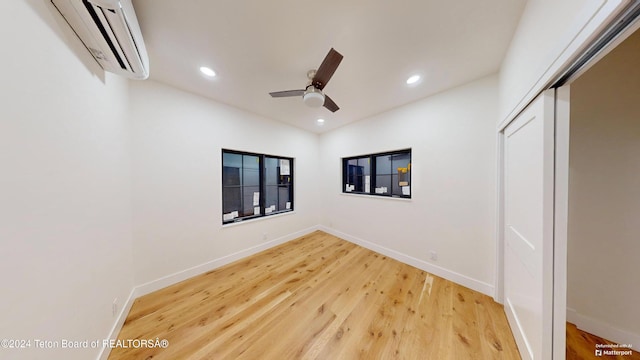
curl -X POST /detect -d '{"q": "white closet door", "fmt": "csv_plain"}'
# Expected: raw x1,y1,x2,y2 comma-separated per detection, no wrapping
503,90,555,360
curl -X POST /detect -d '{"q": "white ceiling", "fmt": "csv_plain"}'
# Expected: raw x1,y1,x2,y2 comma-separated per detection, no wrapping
132,0,526,133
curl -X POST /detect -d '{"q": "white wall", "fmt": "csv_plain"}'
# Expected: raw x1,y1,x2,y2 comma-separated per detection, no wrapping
567,28,640,345
499,0,626,126
129,81,320,287
318,75,498,295
0,2,134,360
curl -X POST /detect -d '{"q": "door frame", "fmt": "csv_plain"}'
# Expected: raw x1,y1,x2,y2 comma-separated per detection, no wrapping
552,85,570,360
494,132,505,304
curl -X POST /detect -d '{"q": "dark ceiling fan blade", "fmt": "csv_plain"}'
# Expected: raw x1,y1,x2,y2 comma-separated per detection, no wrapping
312,48,343,90
323,94,339,112
269,89,305,97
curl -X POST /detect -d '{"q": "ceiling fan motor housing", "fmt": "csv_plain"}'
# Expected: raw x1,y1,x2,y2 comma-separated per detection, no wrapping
303,85,325,107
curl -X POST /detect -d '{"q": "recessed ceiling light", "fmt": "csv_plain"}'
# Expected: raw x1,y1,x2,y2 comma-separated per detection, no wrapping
199,66,216,77
316,118,325,125
406,75,421,85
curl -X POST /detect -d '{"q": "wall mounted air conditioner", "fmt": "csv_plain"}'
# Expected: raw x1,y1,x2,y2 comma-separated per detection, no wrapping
51,0,149,80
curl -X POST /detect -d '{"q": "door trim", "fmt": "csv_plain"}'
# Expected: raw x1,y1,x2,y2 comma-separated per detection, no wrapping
495,131,505,303
552,85,570,359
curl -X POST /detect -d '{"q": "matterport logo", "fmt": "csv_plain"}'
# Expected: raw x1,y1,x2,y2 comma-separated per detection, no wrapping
595,343,634,357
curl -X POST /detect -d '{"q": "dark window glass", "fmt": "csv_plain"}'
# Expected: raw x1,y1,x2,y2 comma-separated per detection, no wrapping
264,156,293,214
344,157,370,193
375,152,410,197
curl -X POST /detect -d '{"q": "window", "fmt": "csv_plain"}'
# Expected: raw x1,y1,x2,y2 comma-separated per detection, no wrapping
342,149,411,198
222,149,293,224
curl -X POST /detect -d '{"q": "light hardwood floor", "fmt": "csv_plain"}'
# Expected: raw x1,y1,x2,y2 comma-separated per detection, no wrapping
567,322,640,360
108,231,521,359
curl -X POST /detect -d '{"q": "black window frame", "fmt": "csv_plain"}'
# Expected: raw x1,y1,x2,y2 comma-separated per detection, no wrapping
342,149,411,199
222,149,294,224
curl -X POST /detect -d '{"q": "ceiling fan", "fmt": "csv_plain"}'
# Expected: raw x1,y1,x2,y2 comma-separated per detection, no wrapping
269,48,343,112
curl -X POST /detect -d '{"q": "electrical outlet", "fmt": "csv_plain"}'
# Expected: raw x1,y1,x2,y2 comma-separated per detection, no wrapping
430,251,438,261
112,298,118,317
263,232,268,240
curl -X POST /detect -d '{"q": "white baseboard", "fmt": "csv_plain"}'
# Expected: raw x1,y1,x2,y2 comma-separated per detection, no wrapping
318,226,494,297
97,288,137,360
567,307,640,351
134,225,320,298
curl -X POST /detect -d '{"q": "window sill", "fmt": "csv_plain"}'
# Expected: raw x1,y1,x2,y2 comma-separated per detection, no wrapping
221,210,295,228
340,193,412,202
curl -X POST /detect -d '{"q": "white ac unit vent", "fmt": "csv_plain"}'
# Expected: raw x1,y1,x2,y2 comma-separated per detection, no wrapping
51,0,149,80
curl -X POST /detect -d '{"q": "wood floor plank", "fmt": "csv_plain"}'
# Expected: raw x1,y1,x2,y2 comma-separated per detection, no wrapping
474,289,520,360
361,265,421,359
419,272,455,359
108,231,521,360
451,284,483,359
302,251,391,359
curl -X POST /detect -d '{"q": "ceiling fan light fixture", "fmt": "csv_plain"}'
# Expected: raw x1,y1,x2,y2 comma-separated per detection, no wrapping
269,48,342,112
303,86,325,108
